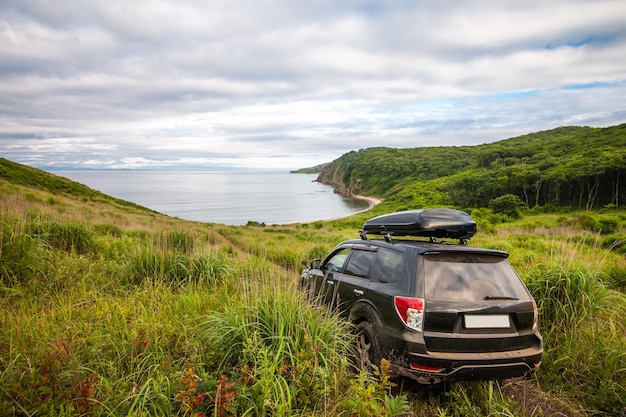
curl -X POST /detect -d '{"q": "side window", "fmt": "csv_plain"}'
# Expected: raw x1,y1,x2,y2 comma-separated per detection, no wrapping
371,248,405,283
323,248,350,272
344,249,377,279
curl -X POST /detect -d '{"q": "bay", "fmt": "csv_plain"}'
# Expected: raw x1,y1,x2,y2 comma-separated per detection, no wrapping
55,171,370,225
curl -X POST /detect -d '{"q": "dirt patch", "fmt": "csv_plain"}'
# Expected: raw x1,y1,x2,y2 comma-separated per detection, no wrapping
501,378,586,417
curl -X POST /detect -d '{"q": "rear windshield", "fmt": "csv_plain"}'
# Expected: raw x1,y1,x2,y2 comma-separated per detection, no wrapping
423,252,528,302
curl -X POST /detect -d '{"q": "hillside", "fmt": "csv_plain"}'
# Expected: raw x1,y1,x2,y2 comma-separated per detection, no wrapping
0,158,158,215
1,158,625,416
318,124,626,210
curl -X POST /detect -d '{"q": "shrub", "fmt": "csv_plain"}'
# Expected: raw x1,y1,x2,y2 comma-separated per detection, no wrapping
596,215,619,235
488,194,525,219
576,211,619,235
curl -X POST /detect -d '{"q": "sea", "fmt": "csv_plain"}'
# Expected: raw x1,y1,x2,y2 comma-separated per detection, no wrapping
55,171,370,225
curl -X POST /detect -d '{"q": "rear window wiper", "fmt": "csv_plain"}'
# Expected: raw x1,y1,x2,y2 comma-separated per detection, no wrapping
483,295,519,300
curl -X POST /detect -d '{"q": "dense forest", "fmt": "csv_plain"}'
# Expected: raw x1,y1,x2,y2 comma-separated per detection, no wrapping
318,124,626,210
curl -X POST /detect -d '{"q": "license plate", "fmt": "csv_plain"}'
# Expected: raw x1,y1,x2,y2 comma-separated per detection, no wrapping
464,314,509,328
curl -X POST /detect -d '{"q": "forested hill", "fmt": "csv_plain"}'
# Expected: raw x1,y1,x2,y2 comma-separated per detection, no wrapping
317,123,626,210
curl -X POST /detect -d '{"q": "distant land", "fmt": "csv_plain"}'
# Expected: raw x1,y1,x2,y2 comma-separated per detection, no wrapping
290,163,329,174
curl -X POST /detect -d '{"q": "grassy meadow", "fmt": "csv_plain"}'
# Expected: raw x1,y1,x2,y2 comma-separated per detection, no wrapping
1,171,626,416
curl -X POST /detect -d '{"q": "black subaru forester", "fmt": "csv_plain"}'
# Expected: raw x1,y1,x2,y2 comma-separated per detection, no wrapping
300,208,542,383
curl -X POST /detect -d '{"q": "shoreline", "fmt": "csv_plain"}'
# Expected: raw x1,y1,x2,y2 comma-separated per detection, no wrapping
302,194,382,224
350,194,382,212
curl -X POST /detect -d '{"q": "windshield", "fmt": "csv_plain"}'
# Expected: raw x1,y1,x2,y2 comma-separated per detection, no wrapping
423,253,527,302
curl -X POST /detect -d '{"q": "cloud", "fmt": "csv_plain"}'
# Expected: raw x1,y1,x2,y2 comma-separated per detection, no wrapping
0,0,625,170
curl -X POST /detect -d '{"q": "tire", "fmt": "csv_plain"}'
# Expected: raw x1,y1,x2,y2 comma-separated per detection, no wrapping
354,321,380,371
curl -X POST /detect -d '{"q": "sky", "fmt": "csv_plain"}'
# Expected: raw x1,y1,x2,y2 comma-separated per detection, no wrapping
1,1,625,171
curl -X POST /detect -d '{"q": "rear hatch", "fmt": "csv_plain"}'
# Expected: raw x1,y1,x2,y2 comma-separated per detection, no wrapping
421,251,538,353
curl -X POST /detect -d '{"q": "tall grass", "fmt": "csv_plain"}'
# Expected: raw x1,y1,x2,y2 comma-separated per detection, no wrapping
0,209,409,416
525,262,626,413
3,172,626,415
0,213,38,285
200,284,352,415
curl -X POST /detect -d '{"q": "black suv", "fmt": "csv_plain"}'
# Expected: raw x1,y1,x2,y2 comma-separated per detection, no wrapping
300,209,542,384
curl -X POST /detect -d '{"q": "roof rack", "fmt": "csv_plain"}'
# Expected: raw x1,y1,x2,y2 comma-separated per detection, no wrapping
360,208,476,244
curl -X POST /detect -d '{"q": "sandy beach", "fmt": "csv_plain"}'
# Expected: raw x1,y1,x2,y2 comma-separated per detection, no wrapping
306,194,382,223
351,194,382,212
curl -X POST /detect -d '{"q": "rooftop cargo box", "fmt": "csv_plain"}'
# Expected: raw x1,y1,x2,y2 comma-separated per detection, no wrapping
362,208,476,239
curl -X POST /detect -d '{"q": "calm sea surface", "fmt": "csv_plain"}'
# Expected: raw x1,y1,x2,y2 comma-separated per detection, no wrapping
56,171,369,225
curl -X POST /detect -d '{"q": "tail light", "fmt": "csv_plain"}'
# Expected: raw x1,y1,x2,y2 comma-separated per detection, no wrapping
532,299,539,330
410,363,444,373
394,296,424,331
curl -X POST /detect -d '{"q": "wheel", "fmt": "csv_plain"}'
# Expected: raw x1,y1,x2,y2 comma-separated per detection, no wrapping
354,321,380,371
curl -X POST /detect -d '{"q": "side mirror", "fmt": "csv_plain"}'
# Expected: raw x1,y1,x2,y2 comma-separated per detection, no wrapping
302,259,321,269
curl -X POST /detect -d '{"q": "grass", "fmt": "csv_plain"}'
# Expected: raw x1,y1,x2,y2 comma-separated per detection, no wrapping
1,171,626,415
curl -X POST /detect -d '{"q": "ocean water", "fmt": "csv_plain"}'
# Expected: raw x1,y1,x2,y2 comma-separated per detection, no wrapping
56,171,369,225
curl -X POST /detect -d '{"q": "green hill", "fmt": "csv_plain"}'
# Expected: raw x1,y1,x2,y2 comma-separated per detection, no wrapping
0,157,157,214
318,124,626,210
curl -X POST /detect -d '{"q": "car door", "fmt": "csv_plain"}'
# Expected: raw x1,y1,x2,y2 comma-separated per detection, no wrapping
307,247,350,305
327,246,378,317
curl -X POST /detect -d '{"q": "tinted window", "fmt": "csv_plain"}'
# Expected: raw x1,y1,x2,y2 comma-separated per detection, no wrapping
344,249,377,278
323,248,350,272
424,253,527,302
371,247,404,283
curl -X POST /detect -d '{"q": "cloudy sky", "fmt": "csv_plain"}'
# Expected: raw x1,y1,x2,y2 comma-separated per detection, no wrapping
1,1,625,171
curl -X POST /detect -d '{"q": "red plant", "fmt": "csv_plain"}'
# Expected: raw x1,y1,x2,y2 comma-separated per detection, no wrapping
72,373,99,414
175,368,203,415
212,374,237,417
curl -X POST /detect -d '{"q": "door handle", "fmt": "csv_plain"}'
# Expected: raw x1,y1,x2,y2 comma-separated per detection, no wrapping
353,289,364,296
326,280,335,286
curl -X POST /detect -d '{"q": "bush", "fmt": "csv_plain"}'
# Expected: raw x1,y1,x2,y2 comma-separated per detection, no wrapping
576,211,620,235
488,194,525,219
596,215,619,235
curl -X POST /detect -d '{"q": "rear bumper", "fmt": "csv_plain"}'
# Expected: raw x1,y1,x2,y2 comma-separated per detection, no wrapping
392,359,539,384
380,329,543,384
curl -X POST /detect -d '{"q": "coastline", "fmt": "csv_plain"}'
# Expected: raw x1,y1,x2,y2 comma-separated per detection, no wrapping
351,194,382,212
305,194,382,223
